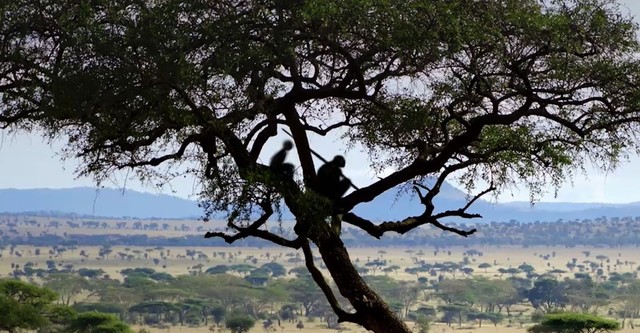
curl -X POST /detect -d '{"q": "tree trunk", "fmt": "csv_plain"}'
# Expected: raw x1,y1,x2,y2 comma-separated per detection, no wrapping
309,223,411,333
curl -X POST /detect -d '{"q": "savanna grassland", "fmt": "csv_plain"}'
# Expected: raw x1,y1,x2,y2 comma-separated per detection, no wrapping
1,214,640,333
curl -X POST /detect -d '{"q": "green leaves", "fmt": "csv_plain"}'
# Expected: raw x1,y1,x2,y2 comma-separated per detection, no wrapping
529,312,621,333
68,312,133,333
0,279,59,332
3,0,640,257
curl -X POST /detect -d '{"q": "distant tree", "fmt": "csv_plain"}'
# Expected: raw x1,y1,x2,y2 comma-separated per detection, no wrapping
473,277,519,313
613,280,640,328
365,260,388,275
436,279,476,305
528,313,620,333
261,262,286,277
228,264,255,276
205,265,230,275
288,266,310,278
478,263,492,273
210,306,226,327
414,314,430,333
149,272,174,282
225,315,255,333
67,312,133,333
486,312,505,327
128,301,180,325
519,264,536,275
244,269,270,286
288,277,326,316
413,306,437,321
438,304,470,327
77,268,106,279
122,276,155,291
73,303,125,317
527,279,567,313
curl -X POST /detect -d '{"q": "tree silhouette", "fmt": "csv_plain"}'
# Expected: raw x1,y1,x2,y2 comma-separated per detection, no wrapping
3,1,640,332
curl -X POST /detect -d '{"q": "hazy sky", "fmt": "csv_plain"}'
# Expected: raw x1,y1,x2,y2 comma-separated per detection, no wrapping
2,1,640,204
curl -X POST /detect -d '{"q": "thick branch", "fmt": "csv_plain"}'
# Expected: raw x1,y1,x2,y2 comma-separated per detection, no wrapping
301,240,358,324
248,115,278,161
204,203,303,248
280,101,316,182
343,212,478,238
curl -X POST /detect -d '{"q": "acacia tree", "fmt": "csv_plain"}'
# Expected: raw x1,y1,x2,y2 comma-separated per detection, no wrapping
0,279,59,333
2,0,640,332
528,313,620,333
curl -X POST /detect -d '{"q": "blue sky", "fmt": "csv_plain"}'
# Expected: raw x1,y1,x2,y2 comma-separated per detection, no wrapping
2,1,640,204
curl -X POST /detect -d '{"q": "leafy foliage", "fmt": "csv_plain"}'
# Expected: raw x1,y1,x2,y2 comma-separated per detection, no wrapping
0,279,59,333
225,314,256,333
3,0,640,331
528,312,620,333
68,312,133,333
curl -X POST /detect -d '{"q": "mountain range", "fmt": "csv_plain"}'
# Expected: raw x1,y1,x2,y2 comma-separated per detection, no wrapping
0,184,638,222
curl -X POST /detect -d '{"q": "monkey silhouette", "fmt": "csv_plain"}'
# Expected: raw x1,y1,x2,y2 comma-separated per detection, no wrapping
316,155,351,200
269,140,295,180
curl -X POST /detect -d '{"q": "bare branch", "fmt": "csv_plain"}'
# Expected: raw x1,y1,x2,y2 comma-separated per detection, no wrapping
427,219,477,237
118,135,199,168
204,202,303,248
300,118,363,136
342,181,492,238
342,212,478,238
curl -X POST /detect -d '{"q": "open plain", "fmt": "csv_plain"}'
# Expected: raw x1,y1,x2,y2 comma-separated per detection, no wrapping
1,214,639,332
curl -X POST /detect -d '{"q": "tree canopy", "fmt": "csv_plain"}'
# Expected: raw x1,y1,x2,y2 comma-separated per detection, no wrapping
3,0,640,332
0,278,63,333
225,314,256,333
528,312,621,333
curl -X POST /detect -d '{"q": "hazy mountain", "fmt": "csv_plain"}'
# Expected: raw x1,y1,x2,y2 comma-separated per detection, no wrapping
1,185,639,222
0,187,201,219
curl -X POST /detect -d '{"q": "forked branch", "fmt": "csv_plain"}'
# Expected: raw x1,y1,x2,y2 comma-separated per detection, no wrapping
342,183,493,238
204,202,302,248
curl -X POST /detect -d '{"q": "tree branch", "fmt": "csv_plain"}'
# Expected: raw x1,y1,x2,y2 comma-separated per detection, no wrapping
117,135,199,168
342,181,493,238
204,203,303,248
301,240,359,324
0,108,40,129
342,212,478,238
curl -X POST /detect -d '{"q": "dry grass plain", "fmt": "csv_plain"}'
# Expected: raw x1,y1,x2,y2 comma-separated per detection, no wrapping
124,322,640,333
3,244,638,282
2,244,640,333
2,216,639,332
128,321,537,333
